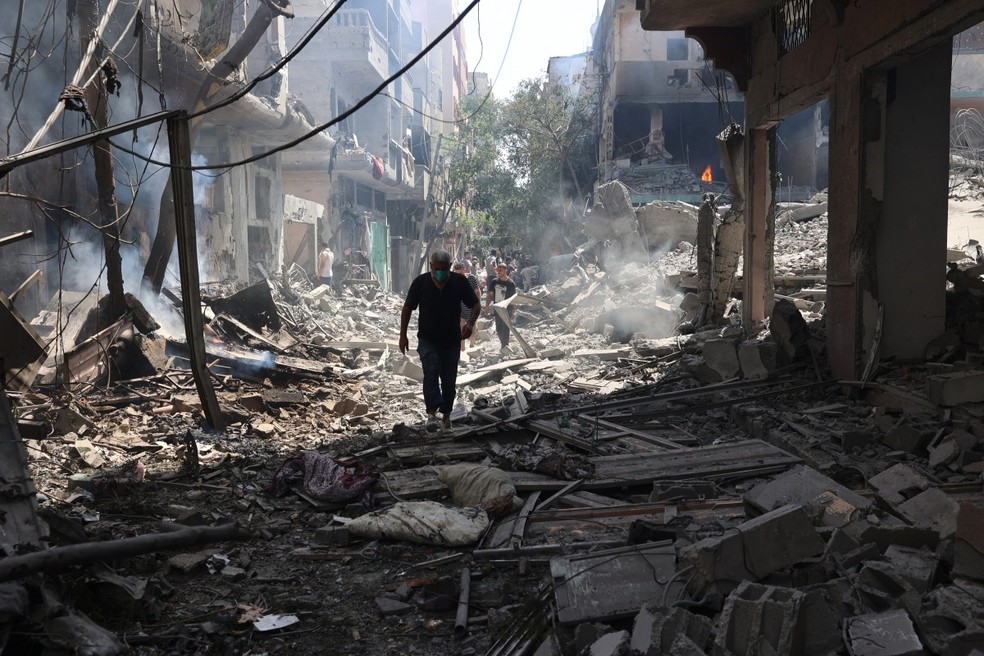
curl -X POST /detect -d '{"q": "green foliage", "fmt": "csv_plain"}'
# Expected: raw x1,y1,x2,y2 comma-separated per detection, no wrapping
439,75,599,260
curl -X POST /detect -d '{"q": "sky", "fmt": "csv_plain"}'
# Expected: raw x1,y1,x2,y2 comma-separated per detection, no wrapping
460,0,601,98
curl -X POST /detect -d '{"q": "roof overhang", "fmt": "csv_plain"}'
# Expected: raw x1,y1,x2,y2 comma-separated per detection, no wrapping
639,0,775,30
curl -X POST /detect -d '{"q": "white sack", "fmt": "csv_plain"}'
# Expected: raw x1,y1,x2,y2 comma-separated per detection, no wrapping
346,501,489,546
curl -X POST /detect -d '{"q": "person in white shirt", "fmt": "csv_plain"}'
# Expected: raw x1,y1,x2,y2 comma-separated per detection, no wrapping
317,243,335,287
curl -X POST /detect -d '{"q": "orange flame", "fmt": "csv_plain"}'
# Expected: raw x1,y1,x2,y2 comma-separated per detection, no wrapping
701,165,713,183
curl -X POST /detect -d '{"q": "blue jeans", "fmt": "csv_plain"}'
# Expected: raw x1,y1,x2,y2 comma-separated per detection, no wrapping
416,339,460,415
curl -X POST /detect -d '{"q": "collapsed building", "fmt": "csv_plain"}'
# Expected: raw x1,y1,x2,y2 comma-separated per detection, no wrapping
0,0,983,655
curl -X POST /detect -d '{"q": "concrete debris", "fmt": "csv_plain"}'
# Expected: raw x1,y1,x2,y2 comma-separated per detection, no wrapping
5,172,984,656
845,609,924,656
712,581,839,656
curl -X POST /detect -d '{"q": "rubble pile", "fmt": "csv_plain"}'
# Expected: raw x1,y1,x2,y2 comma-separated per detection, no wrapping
0,180,982,655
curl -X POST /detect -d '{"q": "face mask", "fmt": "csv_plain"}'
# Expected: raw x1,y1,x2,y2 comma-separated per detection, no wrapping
432,270,450,282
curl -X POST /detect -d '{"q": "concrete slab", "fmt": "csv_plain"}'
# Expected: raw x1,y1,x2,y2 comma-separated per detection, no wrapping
868,464,929,507
681,504,824,589
883,545,940,593
898,488,959,539
845,609,923,656
743,464,870,518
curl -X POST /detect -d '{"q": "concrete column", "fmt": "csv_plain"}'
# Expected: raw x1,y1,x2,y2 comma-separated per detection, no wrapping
742,126,777,328
826,69,863,379
873,41,951,361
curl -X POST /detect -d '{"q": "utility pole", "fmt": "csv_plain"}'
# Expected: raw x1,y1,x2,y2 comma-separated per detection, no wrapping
79,0,126,321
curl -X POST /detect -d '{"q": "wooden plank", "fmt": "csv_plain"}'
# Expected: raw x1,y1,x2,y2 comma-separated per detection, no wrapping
380,440,800,498
0,231,33,249
167,115,224,430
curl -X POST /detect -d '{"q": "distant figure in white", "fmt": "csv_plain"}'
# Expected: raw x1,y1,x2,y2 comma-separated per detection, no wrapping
317,243,335,288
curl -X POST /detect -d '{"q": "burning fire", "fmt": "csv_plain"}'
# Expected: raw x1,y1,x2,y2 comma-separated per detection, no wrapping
701,165,713,183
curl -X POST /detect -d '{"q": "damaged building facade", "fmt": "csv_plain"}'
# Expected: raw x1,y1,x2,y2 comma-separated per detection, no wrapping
591,0,829,206
285,0,469,293
636,0,984,377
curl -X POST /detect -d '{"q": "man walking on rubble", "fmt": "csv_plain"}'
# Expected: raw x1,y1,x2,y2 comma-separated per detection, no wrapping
485,263,517,352
400,250,481,432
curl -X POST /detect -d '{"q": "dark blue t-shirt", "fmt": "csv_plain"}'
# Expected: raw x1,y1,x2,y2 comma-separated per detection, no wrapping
405,272,480,347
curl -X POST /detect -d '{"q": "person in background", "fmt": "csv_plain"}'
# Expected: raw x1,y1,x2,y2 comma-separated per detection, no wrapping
317,242,334,288
400,250,480,432
454,261,481,351
485,263,517,352
485,249,499,286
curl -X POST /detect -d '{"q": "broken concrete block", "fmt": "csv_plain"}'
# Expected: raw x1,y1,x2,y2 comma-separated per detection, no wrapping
957,501,984,555
743,464,870,518
711,581,840,656
868,464,929,506
927,370,984,406
375,596,413,616
393,358,424,382
855,561,921,616
770,299,810,359
845,609,924,656
680,505,824,589
835,430,873,453
883,545,940,593
928,437,962,469
587,631,629,656
918,583,984,655
702,339,740,379
629,605,711,655
953,539,984,581
881,424,932,454
898,488,959,539
737,340,781,379
845,521,940,553
834,543,881,570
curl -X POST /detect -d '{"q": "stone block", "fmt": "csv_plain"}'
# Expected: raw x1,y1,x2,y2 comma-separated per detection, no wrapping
927,370,984,406
313,525,349,547
918,583,984,655
835,430,873,453
743,465,870,518
845,609,924,656
711,581,839,656
702,339,740,379
881,424,932,454
587,631,629,656
393,358,424,382
868,464,929,506
847,522,940,553
898,488,959,539
953,539,984,580
835,543,880,570
928,438,962,469
630,605,711,655
375,596,412,616
957,501,984,554
738,340,781,379
856,561,921,615
680,505,824,588
883,545,940,593
810,491,862,528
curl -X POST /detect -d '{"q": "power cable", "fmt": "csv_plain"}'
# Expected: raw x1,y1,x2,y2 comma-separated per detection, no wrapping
107,0,484,172
189,0,349,121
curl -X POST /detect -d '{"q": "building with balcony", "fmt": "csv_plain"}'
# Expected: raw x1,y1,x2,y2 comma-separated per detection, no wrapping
285,0,467,293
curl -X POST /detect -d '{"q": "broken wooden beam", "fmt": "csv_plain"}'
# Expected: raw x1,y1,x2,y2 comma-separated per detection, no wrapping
0,522,252,582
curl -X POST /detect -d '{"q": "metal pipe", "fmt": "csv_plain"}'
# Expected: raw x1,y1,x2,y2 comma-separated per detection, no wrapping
454,567,471,637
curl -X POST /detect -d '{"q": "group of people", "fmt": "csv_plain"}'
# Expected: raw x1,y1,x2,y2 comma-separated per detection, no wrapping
398,248,521,433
